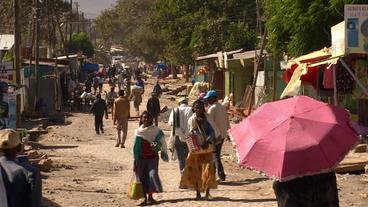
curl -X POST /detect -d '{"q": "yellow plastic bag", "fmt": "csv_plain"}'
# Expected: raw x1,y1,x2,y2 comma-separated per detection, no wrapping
127,174,144,200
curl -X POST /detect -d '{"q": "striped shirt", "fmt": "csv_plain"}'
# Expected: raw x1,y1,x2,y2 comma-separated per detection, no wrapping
141,139,158,159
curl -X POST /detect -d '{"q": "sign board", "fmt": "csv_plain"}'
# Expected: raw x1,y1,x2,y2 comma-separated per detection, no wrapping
331,21,346,56
0,62,16,129
0,62,15,82
344,4,368,54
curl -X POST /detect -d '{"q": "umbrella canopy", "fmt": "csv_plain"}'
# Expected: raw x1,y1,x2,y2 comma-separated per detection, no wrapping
229,96,358,182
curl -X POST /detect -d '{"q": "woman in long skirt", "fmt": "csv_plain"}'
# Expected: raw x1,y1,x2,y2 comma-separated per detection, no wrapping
179,100,218,200
133,111,168,206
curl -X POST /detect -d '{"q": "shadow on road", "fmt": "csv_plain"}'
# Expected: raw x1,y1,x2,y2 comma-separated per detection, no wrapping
220,177,270,186
157,196,276,204
30,142,79,150
211,196,276,203
42,197,61,207
155,197,200,204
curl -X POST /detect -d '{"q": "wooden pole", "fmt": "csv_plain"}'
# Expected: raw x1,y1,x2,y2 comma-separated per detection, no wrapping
34,0,40,109
272,51,277,101
340,58,368,96
333,64,338,106
75,1,80,33
69,0,73,41
14,0,21,128
247,27,267,115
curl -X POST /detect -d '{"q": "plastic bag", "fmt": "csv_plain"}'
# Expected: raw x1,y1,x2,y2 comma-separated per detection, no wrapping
127,174,144,200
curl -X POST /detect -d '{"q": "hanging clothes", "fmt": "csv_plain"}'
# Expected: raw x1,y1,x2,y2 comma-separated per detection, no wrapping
352,59,368,99
336,65,354,94
317,68,334,97
322,64,335,89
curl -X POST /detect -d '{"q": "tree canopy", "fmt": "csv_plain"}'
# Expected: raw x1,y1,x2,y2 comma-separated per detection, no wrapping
265,0,368,56
95,0,258,64
67,32,94,57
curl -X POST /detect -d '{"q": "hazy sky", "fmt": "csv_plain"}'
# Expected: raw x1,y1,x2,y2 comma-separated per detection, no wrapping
74,0,116,19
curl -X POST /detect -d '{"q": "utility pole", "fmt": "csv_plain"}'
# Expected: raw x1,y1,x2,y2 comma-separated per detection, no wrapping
81,12,85,33
69,0,73,41
14,0,21,128
272,51,278,101
75,1,80,33
255,0,262,36
34,0,40,109
248,28,267,115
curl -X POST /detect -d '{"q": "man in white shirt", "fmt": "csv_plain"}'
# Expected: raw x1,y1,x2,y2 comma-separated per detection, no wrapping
205,90,230,182
168,97,193,174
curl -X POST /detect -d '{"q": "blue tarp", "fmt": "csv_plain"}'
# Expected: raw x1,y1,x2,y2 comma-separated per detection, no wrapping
153,64,168,77
81,63,99,80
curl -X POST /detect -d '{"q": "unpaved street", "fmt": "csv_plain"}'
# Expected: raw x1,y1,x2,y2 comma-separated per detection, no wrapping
37,78,367,207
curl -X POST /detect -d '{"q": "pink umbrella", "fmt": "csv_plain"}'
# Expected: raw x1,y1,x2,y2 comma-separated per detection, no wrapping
229,96,358,182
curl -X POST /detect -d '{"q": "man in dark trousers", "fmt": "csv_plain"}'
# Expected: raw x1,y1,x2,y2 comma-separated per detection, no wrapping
146,92,161,126
90,93,108,134
0,129,33,207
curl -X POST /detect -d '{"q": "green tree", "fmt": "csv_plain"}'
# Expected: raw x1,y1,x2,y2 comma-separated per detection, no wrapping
67,32,94,57
95,0,258,64
152,0,257,64
265,0,368,56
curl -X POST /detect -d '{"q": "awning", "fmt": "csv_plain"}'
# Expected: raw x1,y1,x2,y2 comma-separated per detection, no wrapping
308,56,340,67
281,64,308,99
196,49,242,61
232,49,268,60
287,47,331,69
24,60,68,68
283,47,332,86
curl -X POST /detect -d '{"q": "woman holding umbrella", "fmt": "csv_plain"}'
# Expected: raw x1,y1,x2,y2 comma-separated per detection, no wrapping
179,100,218,200
229,96,359,207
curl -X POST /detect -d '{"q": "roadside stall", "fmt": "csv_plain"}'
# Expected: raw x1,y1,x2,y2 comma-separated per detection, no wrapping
281,18,368,135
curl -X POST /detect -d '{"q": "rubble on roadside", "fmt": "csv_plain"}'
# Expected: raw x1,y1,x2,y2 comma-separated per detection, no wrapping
337,144,368,174
23,149,53,172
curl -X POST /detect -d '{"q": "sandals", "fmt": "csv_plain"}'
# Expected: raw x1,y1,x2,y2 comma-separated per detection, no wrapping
137,200,148,206
147,198,157,205
195,191,202,200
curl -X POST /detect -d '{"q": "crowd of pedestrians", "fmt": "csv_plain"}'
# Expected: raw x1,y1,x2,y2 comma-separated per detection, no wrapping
85,70,231,205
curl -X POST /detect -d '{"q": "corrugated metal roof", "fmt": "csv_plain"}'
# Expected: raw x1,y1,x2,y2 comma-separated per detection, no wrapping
196,49,243,61
24,60,68,68
0,34,15,50
232,49,267,60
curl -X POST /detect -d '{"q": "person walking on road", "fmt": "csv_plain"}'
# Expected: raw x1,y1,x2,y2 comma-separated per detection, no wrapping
106,87,118,115
179,100,218,200
168,97,192,174
146,92,161,126
0,129,33,207
133,111,169,206
205,90,229,182
135,76,144,89
153,80,162,97
92,75,99,95
130,85,144,116
113,90,130,148
90,94,108,134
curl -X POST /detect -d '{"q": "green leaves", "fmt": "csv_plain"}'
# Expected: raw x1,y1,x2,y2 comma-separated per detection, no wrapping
67,32,94,57
265,0,368,56
95,0,258,64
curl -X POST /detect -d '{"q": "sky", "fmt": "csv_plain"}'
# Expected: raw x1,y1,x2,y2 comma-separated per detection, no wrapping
74,0,116,19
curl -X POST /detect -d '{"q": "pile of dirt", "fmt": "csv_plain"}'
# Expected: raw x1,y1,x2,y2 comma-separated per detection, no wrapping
24,149,53,172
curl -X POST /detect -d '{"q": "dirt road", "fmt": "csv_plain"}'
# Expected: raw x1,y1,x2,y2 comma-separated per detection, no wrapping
37,78,367,207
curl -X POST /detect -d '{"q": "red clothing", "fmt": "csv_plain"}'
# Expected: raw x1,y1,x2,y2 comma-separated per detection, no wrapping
141,139,158,159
